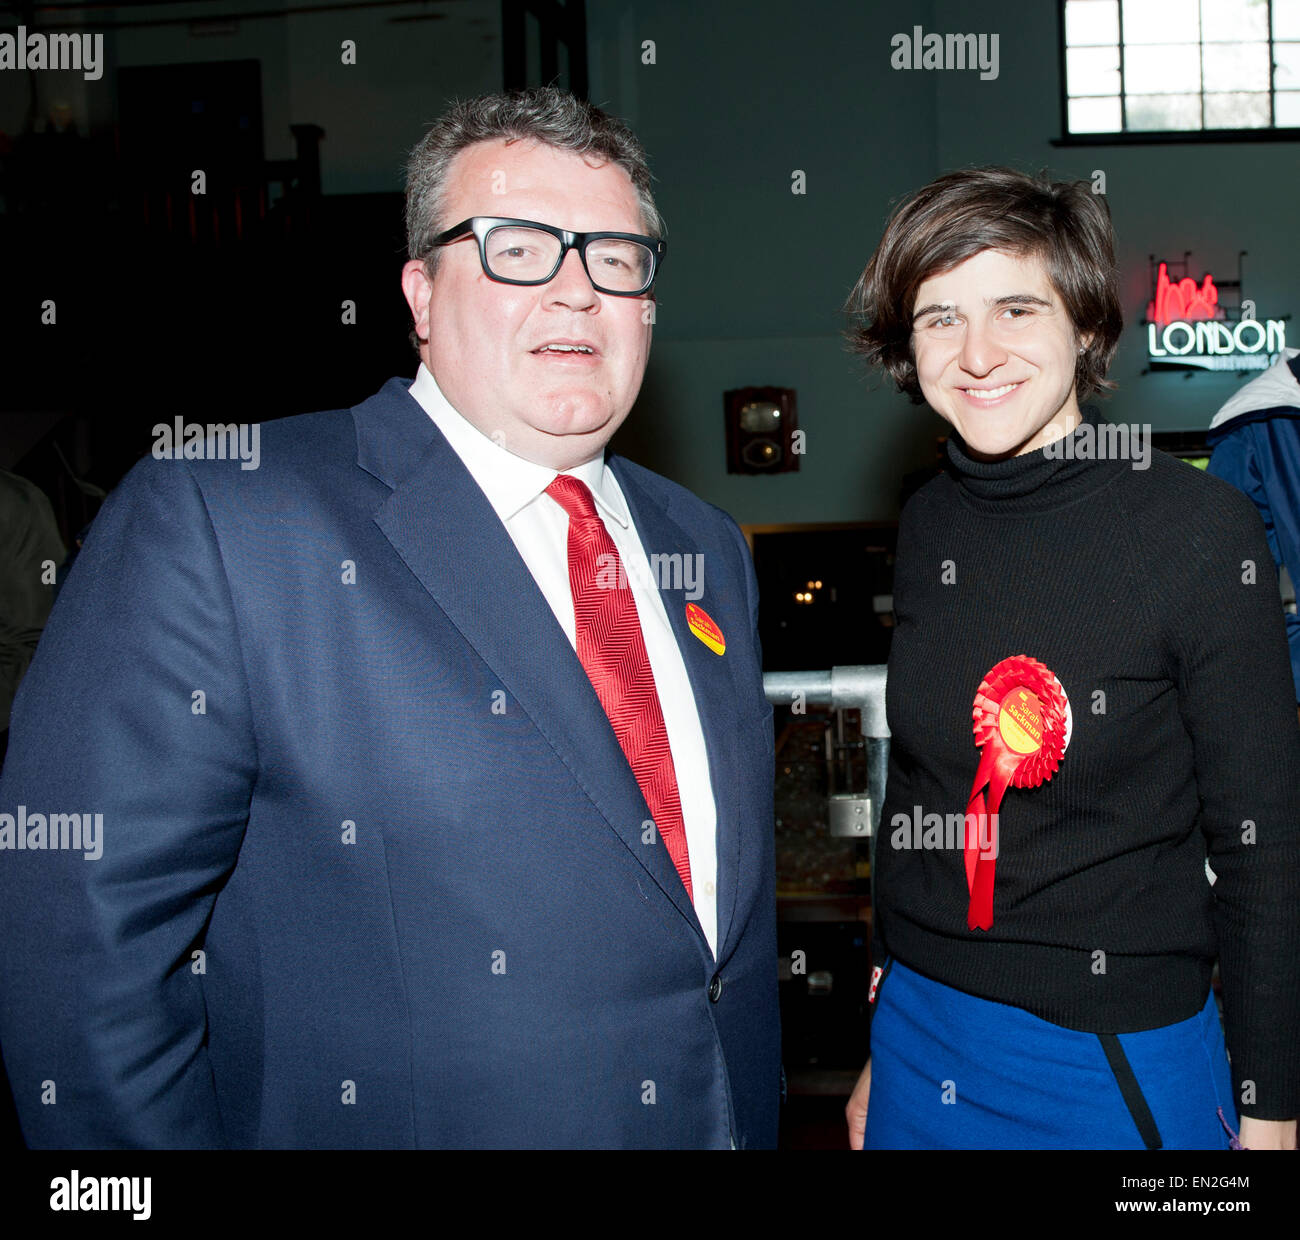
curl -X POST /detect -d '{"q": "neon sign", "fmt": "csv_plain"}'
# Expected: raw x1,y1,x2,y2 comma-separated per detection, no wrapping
1148,263,1218,325
1145,259,1286,372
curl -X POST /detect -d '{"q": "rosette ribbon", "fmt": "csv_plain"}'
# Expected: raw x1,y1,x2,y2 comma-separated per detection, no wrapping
964,655,1069,931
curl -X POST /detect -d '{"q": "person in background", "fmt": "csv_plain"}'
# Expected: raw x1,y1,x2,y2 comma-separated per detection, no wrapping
0,469,64,770
1207,347,1300,718
0,468,63,1149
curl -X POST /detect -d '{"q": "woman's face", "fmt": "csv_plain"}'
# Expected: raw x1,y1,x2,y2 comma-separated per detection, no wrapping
910,248,1089,461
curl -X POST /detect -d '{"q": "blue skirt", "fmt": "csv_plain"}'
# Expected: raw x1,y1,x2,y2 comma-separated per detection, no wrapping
864,960,1237,1150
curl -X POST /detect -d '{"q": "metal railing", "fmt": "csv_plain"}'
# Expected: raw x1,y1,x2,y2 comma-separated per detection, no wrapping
763,665,889,843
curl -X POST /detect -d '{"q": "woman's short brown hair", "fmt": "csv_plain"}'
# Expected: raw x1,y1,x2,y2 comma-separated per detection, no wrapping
846,167,1123,401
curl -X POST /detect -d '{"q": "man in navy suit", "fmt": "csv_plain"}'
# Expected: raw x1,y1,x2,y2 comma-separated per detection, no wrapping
0,87,780,1148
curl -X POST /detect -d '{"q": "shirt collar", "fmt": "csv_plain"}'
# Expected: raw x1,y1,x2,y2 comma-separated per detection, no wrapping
409,363,630,528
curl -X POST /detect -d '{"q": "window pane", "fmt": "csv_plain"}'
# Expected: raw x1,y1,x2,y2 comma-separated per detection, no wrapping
1069,95,1124,131
1201,0,1268,42
1064,0,1296,135
1065,0,1120,45
1203,92,1271,126
1123,0,1200,44
1275,0,1300,40
1275,91,1300,124
1125,44,1202,93
1126,93,1202,128
1276,42,1300,90
1202,42,1270,91
1067,45,1122,95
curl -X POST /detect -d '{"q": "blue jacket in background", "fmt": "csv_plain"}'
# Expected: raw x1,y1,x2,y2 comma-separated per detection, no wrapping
1208,349,1300,702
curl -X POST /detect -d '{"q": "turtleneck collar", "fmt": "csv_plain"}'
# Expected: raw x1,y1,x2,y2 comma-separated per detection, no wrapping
943,404,1124,514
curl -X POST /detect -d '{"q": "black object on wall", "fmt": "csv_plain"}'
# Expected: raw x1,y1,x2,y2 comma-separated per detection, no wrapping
725,386,801,475
502,0,588,97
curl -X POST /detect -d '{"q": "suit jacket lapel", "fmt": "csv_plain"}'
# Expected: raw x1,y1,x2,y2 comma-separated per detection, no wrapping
609,457,746,959
355,381,702,939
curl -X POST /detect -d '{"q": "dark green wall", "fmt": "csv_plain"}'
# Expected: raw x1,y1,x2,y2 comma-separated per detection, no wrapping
598,0,1300,522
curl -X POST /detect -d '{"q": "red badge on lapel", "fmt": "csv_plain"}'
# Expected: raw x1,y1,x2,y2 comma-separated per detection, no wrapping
685,603,725,655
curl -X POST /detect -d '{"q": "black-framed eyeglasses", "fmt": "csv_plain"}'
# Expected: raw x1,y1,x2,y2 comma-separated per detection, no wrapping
429,217,666,296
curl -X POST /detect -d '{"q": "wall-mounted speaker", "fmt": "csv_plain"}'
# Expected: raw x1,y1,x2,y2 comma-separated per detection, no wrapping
725,386,799,475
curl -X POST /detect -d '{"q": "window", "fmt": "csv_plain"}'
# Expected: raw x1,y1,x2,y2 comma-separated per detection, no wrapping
1061,0,1300,138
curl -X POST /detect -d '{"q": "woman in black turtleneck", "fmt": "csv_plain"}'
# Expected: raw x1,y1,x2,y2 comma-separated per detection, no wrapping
841,168,1300,1151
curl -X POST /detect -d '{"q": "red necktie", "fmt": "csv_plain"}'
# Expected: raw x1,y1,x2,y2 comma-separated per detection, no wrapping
546,475,693,899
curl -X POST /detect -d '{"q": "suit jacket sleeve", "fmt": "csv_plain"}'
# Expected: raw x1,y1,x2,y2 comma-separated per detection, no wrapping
0,455,256,1148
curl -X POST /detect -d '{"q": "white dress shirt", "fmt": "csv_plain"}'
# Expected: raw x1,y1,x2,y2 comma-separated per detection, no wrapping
409,364,720,956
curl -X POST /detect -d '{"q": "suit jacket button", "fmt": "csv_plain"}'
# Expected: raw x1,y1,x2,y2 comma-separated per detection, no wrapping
709,974,723,1003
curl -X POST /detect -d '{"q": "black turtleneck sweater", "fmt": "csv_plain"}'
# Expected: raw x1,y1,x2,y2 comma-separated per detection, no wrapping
875,409,1300,1119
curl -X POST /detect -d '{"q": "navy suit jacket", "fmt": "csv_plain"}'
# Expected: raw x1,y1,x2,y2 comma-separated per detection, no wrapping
0,378,780,1149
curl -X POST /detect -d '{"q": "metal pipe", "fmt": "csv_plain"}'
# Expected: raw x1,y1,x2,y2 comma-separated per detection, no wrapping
763,666,892,840
762,665,889,737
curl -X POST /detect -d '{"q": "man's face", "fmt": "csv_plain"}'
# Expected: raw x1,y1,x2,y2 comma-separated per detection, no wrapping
402,139,654,469
910,248,1087,461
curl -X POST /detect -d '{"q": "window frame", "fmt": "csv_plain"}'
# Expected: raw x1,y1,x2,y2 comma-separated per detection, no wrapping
1054,0,1300,145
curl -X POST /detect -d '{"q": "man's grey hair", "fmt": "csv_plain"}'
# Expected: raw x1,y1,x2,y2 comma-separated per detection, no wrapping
405,86,664,274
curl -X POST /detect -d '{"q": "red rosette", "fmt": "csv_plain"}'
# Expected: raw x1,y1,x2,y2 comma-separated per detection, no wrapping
963,655,1069,931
